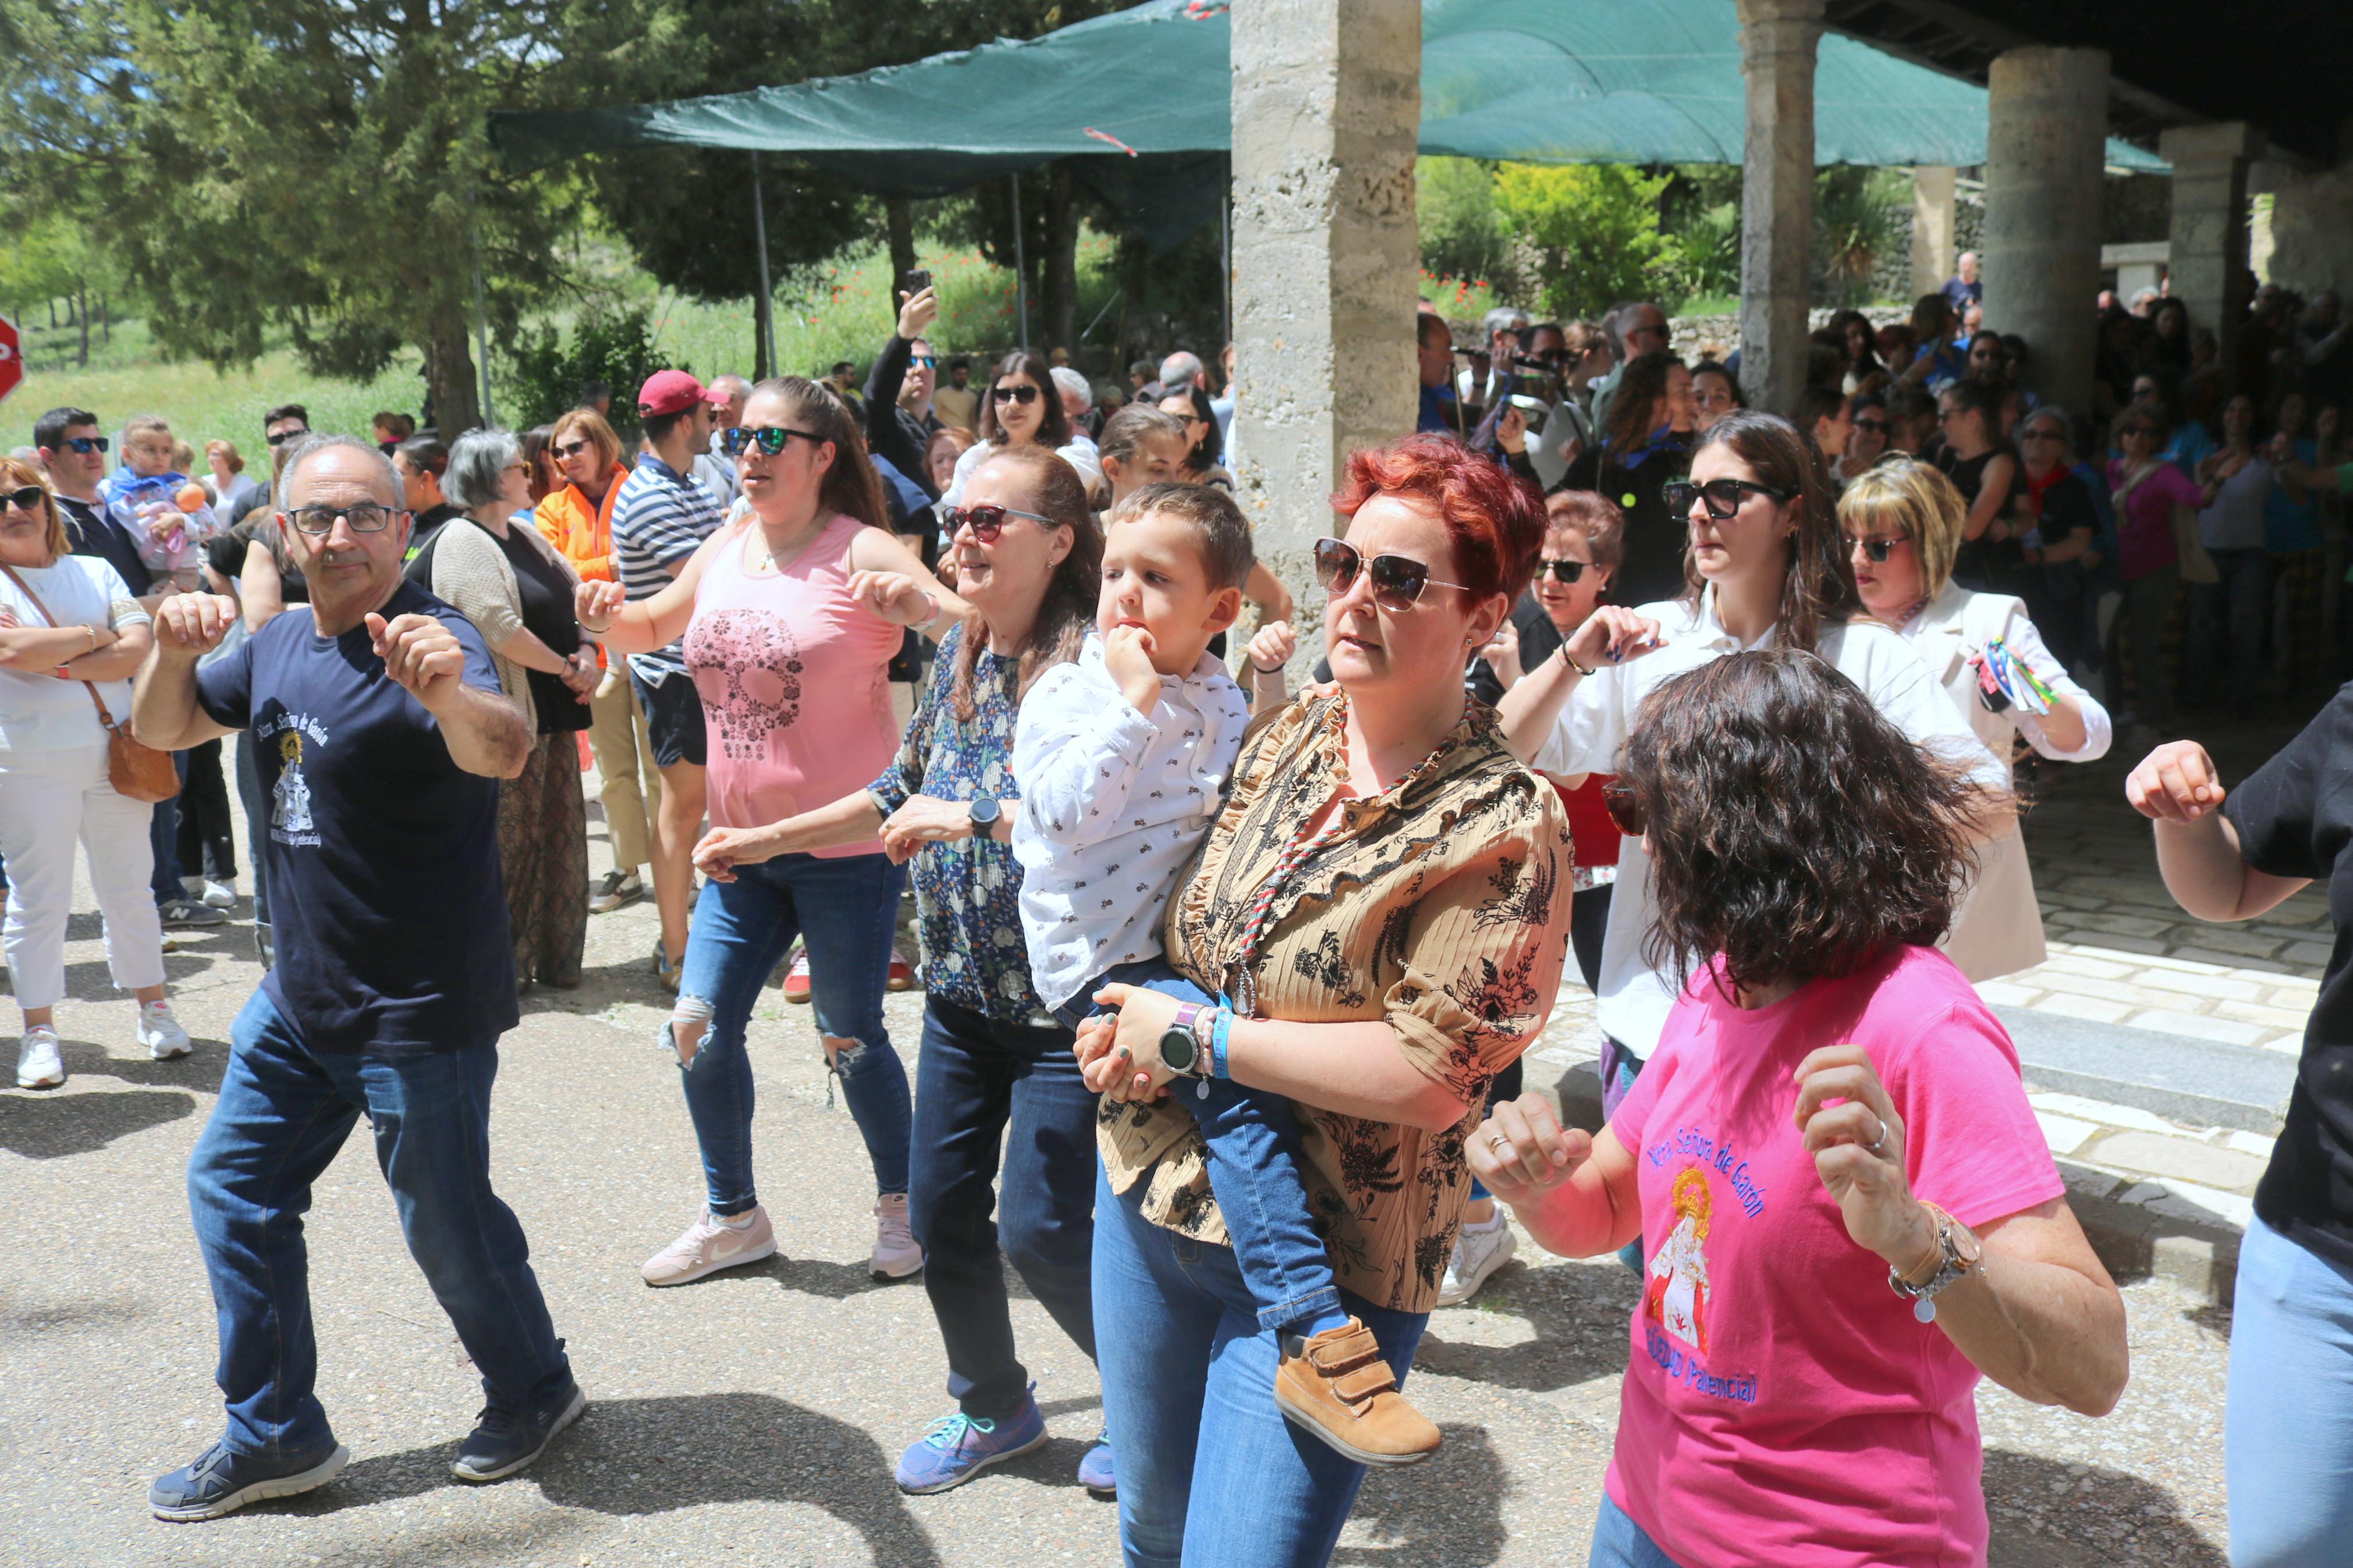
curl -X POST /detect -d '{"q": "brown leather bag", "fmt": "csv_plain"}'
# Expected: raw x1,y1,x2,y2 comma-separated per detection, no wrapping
1,560,182,802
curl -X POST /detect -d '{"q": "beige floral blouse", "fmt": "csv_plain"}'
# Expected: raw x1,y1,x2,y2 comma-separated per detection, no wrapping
1099,692,1575,1314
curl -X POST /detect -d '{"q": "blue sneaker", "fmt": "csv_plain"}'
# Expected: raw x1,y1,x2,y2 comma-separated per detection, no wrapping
894,1395,1048,1494
149,1439,349,1521
452,1379,585,1482
1078,1430,1116,1495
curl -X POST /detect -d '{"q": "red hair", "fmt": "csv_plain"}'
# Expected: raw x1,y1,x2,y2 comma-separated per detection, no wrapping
1332,433,1546,602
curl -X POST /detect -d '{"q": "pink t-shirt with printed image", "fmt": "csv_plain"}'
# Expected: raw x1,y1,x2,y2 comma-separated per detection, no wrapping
1602,944,2065,1568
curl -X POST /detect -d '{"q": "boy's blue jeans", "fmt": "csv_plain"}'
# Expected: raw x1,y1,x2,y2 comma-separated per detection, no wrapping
1061,959,1340,1334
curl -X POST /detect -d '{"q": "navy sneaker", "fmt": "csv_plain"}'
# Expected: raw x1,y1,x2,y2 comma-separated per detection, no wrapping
149,1439,349,1521
451,1381,585,1482
1078,1430,1116,1495
893,1394,1048,1494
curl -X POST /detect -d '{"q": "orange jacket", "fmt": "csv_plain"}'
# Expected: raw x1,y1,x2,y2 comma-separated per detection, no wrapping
533,468,626,584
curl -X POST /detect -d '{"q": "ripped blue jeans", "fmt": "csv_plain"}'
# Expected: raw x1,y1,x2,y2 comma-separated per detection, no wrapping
671,850,911,1215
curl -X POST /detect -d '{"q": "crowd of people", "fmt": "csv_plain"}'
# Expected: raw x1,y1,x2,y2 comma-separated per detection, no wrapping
5,257,2351,1567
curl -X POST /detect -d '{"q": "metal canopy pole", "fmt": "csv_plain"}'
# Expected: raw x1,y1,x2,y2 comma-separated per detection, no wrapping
1220,161,1233,351
750,150,776,379
1009,173,1029,353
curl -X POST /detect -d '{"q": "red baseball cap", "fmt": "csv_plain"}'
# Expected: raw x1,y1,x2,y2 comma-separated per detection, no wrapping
637,369,723,418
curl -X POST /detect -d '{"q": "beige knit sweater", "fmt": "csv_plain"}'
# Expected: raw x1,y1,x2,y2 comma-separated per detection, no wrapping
428,515,582,735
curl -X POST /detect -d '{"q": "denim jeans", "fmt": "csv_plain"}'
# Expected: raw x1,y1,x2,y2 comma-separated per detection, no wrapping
147,750,190,906
674,851,910,1214
1588,1495,1686,1567
2185,547,2269,708
1057,960,1339,1334
186,990,571,1459
2225,1215,2353,1565
1093,1167,1430,1567
910,995,1096,1420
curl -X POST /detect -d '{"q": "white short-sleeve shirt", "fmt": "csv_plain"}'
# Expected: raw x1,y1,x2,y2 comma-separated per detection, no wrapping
0,554,148,751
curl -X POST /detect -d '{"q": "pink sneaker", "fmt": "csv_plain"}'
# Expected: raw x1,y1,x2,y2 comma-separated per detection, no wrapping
640,1206,777,1286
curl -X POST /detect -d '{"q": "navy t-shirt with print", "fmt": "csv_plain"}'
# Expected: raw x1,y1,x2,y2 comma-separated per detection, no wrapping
196,580,518,1054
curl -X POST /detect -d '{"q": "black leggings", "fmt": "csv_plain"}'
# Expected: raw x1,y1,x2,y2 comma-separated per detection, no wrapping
174,738,237,881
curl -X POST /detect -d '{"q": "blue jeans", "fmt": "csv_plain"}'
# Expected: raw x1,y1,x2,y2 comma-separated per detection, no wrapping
1588,1495,1685,1567
674,851,910,1213
148,751,190,905
910,995,1096,1420
186,990,571,1459
1057,961,1340,1334
2185,546,2269,707
2226,1215,2353,1565
1093,1167,1429,1567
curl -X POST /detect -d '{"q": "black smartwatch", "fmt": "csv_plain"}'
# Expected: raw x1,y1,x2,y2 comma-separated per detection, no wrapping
968,796,1001,831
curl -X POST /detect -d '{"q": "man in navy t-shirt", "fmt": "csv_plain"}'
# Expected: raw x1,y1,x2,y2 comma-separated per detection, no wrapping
130,435,581,1521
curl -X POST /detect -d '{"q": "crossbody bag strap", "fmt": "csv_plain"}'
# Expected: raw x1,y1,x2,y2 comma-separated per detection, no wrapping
0,559,127,735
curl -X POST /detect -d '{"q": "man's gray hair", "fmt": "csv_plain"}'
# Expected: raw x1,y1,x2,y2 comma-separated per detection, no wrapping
280,432,400,509
1482,305,1532,336
1050,365,1094,411
446,428,523,511
707,374,753,400
1158,350,1204,390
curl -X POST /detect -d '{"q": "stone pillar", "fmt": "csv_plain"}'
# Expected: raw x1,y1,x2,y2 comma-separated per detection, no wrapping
1735,0,1824,418
1911,166,1957,300
2262,152,2353,296
1230,0,1421,625
2162,122,2265,391
1982,48,2109,414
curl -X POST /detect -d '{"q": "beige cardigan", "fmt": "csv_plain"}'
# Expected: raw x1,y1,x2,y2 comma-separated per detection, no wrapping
428,515,581,735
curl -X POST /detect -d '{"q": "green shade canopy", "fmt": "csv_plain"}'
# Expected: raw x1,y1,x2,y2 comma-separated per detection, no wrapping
492,0,2166,248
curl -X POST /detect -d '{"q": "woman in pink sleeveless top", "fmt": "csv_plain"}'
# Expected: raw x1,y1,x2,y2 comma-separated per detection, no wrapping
577,377,966,1287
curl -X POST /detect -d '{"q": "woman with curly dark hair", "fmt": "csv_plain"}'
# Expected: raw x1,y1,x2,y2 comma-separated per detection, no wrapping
1497,410,2004,1125
1472,649,2128,1568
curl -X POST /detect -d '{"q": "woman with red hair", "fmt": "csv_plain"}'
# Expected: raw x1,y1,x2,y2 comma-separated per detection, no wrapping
1078,433,1574,1565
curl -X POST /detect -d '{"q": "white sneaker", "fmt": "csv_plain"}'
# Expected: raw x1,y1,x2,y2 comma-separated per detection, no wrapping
17,1026,65,1089
1436,1216,1517,1306
201,879,237,909
871,1193,924,1279
640,1206,776,1286
139,1001,193,1061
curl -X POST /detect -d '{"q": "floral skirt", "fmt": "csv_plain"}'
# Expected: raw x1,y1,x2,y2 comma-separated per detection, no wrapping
499,729,588,987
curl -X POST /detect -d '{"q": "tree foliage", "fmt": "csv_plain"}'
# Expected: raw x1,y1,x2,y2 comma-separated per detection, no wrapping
1492,164,1672,322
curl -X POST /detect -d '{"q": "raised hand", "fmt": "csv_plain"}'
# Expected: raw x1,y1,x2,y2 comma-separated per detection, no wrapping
1793,1044,1927,1266
1101,623,1162,713
896,286,940,343
1561,604,1663,672
2124,739,2225,823
1478,617,1522,688
1245,618,1296,674
846,568,936,627
574,578,626,632
1465,1093,1590,1206
365,611,466,708
152,592,240,658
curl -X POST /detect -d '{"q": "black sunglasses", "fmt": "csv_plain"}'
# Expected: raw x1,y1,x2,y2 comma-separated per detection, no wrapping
943,503,1056,542
265,427,308,446
63,435,109,455
1848,535,1904,563
720,425,822,457
1663,478,1793,521
1313,536,1472,611
2,485,48,512
990,384,1041,406
1534,558,1588,584
1601,781,1645,837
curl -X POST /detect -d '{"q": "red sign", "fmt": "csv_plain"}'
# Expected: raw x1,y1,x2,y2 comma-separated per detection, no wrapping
0,315,20,407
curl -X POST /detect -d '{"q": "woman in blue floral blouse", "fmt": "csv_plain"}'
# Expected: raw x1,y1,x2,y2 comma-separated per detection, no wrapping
694,445,1108,1495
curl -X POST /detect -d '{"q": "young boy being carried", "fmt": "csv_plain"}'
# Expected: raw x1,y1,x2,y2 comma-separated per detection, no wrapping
1011,482,1441,1466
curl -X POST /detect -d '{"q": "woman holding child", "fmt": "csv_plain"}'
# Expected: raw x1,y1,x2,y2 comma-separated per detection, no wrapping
1078,435,1573,1566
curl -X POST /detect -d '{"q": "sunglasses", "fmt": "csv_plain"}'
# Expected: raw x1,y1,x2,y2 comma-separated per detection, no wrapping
1851,418,1889,434
1313,536,1472,611
265,427,309,446
1600,781,1645,837
719,425,821,457
288,503,399,535
1534,558,1588,584
910,356,938,369
2,485,48,512
943,503,1056,542
2020,427,2065,442
1848,535,1904,563
552,438,594,459
1662,478,1793,521
991,384,1042,406
63,435,109,455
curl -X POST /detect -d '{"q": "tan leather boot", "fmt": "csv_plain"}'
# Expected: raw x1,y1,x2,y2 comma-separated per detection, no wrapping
1273,1318,1442,1466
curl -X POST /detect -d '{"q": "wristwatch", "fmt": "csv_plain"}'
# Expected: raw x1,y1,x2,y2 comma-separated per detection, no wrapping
1160,1003,1207,1078
1888,1200,1983,1322
968,796,1001,831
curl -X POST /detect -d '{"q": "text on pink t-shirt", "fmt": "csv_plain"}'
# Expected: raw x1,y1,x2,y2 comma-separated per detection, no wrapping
1602,944,2065,1568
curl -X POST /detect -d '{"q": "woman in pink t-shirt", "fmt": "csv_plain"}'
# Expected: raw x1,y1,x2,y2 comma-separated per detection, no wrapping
1470,649,2128,1568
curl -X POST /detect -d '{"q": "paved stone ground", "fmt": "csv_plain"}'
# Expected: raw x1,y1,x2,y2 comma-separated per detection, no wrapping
0,719,2281,1566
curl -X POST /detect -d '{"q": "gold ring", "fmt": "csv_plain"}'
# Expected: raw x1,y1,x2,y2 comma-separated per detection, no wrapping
1488,1132,1511,1154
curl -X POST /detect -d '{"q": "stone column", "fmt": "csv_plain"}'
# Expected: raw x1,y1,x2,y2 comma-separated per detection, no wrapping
1735,0,1825,418
1911,166,1957,300
1230,0,1421,626
2162,122,2265,392
2260,143,2353,296
1982,48,2108,413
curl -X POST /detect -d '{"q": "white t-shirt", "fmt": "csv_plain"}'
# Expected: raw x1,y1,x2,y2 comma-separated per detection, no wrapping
1532,589,2007,1058
0,554,148,751
940,438,1106,507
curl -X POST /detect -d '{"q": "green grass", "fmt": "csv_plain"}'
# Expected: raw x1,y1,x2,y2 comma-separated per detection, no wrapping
5,342,424,457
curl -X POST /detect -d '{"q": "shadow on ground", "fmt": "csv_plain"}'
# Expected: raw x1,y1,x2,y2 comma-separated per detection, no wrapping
1339,1423,1509,1565
1982,1449,2224,1567
1412,1258,1639,1396
0,1086,196,1157
258,1392,947,1565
